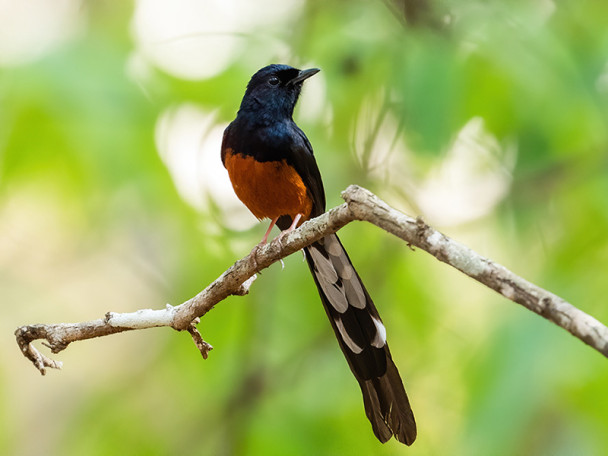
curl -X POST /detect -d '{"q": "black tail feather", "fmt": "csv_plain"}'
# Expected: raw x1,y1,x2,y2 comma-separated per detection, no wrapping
304,234,416,445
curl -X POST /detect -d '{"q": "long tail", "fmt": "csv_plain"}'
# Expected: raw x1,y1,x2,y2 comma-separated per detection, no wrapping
304,234,417,445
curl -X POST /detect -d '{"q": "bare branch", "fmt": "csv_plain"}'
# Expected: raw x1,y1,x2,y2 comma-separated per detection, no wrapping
15,185,608,374
341,186,608,358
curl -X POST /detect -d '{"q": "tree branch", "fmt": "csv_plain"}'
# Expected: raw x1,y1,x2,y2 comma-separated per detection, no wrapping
15,185,608,374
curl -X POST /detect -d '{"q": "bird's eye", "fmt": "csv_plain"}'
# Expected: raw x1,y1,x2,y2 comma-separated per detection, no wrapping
268,76,280,86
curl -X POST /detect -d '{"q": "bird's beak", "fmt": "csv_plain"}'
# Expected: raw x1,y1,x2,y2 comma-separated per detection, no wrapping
289,68,320,85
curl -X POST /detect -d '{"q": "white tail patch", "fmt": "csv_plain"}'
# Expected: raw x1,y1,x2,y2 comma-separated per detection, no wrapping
309,247,338,282
332,253,367,309
339,264,353,280
326,236,343,257
371,316,387,348
309,246,349,312
342,279,367,309
320,281,348,313
343,275,366,309
335,317,364,354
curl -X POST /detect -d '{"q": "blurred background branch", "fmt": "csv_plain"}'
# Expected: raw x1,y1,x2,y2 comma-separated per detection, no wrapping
383,0,445,29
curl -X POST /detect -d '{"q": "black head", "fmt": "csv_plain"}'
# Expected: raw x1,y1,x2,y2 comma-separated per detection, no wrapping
238,64,320,121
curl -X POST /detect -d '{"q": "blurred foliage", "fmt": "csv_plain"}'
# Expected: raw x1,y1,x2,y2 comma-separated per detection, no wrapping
2,0,608,455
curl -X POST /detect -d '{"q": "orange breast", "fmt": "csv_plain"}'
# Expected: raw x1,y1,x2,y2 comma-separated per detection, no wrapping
224,149,312,223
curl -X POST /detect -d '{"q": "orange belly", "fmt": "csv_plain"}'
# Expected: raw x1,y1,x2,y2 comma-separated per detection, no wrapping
224,149,312,223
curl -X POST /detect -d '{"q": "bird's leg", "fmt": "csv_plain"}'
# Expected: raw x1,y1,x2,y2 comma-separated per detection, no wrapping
261,217,279,244
267,214,302,269
250,217,279,270
286,213,302,232
276,213,302,246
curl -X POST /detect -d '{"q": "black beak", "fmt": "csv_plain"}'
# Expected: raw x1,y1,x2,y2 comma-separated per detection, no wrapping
288,68,320,85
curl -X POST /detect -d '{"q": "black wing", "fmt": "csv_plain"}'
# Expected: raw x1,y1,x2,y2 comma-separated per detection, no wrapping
274,122,325,230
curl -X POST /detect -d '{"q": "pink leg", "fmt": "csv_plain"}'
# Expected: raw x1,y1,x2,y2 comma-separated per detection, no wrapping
286,213,302,232
276,213,303,245
251,214,302,270
250,217,278,271
261,217,279,244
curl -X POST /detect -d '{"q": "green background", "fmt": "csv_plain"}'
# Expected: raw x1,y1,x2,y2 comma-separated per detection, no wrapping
2,1,608,455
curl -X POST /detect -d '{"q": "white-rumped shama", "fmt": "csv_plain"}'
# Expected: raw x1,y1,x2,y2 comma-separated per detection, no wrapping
221,64,416,445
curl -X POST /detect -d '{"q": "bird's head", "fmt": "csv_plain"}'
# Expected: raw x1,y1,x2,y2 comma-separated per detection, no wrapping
238,64,320,120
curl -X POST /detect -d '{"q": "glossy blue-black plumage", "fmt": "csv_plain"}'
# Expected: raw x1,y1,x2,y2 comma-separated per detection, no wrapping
221,64,416,446
223,64,325,218
239,64,302,121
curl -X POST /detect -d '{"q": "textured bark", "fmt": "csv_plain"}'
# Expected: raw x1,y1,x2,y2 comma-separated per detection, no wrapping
15,185,608,374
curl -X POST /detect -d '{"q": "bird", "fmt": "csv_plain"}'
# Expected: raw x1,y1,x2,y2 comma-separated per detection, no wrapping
221,64,416,445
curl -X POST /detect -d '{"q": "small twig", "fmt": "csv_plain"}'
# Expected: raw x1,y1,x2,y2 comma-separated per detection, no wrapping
186,318,213,359
15,185,608,375
234,274,257,296
15,326,63,375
